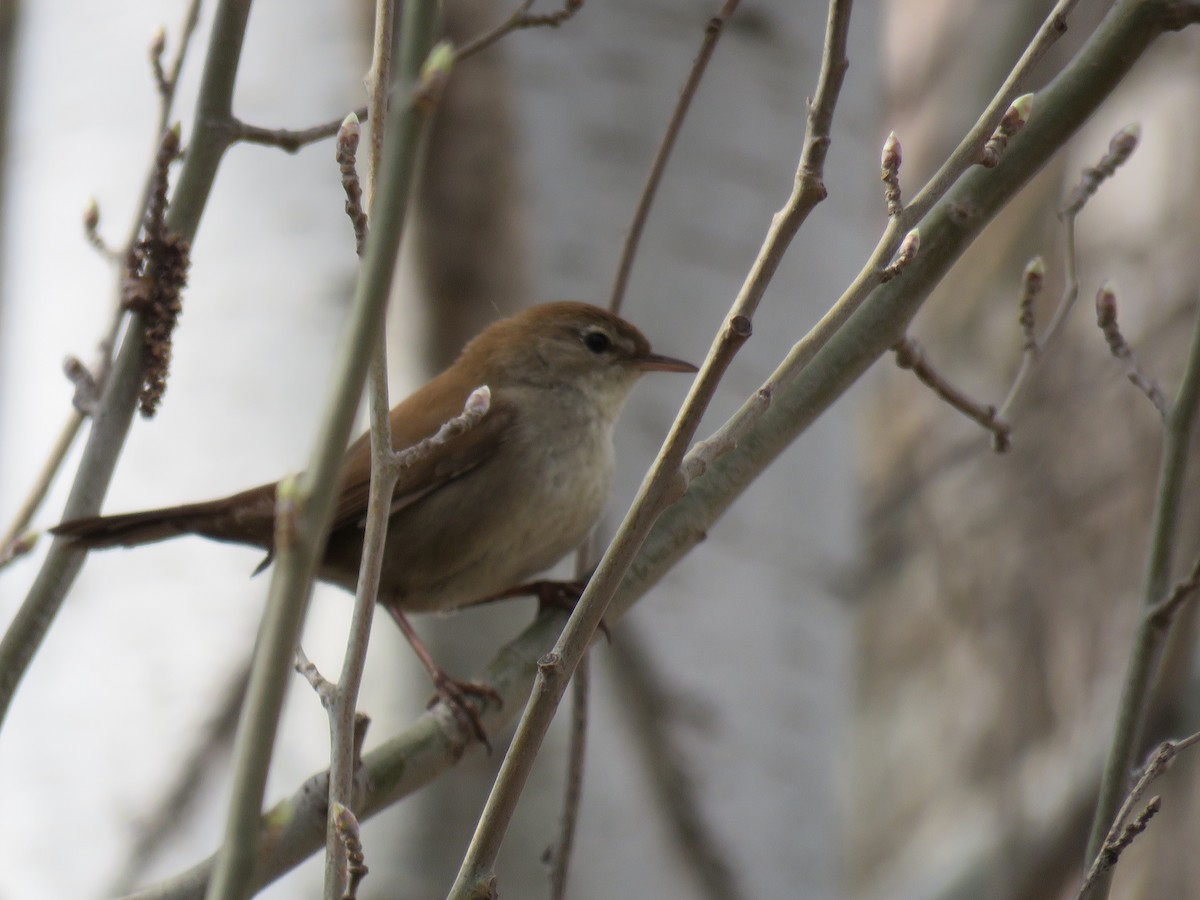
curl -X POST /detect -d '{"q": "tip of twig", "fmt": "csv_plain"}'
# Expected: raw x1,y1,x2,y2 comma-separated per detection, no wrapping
0,530,40,570
980,94,1033,168
881,229,919,282
422,41,456,81
1109,123,1141,163
881,131,903,217
466,385,492,415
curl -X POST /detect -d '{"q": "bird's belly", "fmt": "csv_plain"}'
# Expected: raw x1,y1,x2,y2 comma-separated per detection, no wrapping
324,433,612,614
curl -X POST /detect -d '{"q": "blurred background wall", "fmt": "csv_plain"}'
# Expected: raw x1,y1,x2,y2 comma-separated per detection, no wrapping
0,1,877,897
852,2,1200,898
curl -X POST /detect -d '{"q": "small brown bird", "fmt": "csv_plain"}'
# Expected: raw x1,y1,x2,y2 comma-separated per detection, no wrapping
53,301,695,618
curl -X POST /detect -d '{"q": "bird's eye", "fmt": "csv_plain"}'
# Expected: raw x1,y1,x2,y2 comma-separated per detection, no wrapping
583,330,612,354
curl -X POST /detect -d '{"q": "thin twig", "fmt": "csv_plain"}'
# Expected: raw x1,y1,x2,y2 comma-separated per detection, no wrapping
1078,733,1200,898
322,4,394,895
608,0,740,315
1094,281,1170,416
448,4,852,895
456,0,586,62
226,110,368,154
83,200,122,262
1146,552,1200,625
997,124,1141,425
1061,124,1141,217
294,645,337,710
892,336,1011,446
1084,299,1200,897
546,539,598,899
547,652,588,900
225,0,587,156
994,256,1046,426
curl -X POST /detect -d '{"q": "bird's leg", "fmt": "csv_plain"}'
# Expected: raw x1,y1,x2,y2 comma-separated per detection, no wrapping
384,605,501,753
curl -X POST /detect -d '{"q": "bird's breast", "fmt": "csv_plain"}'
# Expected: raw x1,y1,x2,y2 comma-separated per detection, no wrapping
368,393,616,613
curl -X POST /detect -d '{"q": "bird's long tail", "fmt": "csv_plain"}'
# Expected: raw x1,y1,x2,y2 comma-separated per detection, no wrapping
50,485,277,551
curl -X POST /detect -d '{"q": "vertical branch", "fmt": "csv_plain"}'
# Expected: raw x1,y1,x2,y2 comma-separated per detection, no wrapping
547,539,599,899
323,4,397,893
203,5,447,898
547,652,589,900
1083,300,1200,898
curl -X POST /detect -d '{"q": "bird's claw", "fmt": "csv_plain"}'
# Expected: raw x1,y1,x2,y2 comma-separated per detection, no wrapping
427,674,503,753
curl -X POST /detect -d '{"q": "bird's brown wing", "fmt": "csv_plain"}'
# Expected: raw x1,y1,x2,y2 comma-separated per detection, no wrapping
329,374,513,531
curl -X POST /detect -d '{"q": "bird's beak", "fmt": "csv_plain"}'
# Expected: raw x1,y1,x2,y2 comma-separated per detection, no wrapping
634,352,699,373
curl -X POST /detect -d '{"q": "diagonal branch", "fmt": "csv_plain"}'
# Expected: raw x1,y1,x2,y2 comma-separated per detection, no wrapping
448,2,853,895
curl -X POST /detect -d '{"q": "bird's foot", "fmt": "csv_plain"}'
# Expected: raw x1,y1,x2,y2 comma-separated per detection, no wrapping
385,605,503,753
425,672,503,754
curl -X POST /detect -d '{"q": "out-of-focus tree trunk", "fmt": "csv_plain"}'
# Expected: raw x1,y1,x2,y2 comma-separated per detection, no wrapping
851,3,1200,898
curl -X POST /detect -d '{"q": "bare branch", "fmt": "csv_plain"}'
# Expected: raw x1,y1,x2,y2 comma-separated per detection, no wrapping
997,123,1141,428
1061,123,1140,217
322,3,394,893
225,1,589,155
546,652,589,900
226,109,368,154
1094,281,1170,416
1085,300,1200,890
294,645,337,710
456,0,586,62
1079,733,1200,898
1146,552,1200,625
893,335,1011,447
